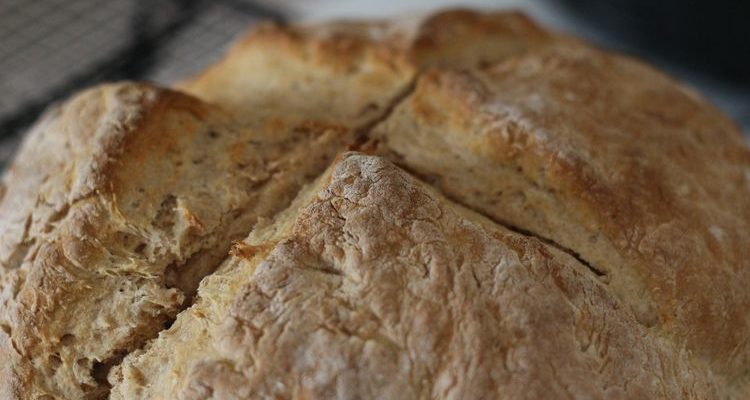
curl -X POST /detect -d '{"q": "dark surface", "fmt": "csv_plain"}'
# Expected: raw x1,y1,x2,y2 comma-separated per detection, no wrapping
557,0,750,87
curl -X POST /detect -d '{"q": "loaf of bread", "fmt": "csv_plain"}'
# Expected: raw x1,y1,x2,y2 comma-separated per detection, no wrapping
1,9,748,399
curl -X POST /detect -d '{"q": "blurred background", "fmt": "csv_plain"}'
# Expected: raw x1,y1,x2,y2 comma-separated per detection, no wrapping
1,0,748,169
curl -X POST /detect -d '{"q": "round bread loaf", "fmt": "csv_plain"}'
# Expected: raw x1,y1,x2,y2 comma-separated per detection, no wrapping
0,9,748,400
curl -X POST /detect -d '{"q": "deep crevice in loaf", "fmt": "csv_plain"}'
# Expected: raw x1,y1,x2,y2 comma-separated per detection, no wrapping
392,161,609,281
107,177,328,397
484,217,608,279
97,79,421,399
349,81,418,151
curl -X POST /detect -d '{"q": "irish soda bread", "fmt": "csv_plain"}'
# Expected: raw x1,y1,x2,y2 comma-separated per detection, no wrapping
1,9,748,400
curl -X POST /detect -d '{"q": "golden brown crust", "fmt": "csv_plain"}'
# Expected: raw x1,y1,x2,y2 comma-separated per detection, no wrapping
2,8,749,400
178,9,550,125
0,83,184,398
111,154,720,399
0,11,551,398
372,40,750,395
0,82,353,398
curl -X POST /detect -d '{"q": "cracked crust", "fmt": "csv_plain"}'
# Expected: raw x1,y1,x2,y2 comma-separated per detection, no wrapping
371,40,750,396
179,9,550,125
0,83,353,398
111,154,720,399
0,10,553,399
2,8,749,400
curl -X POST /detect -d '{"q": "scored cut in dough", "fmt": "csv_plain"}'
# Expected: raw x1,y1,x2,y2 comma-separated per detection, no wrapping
0,83,351,399
0,10,552,399
179,10,550,125
370,40,750,387
1,8,749,400
111,153,720,399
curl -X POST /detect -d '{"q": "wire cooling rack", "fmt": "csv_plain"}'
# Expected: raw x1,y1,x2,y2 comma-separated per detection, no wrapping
0,0,284,169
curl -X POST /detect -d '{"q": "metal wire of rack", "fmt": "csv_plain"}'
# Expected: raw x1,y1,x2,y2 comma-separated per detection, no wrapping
0,0,285,169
